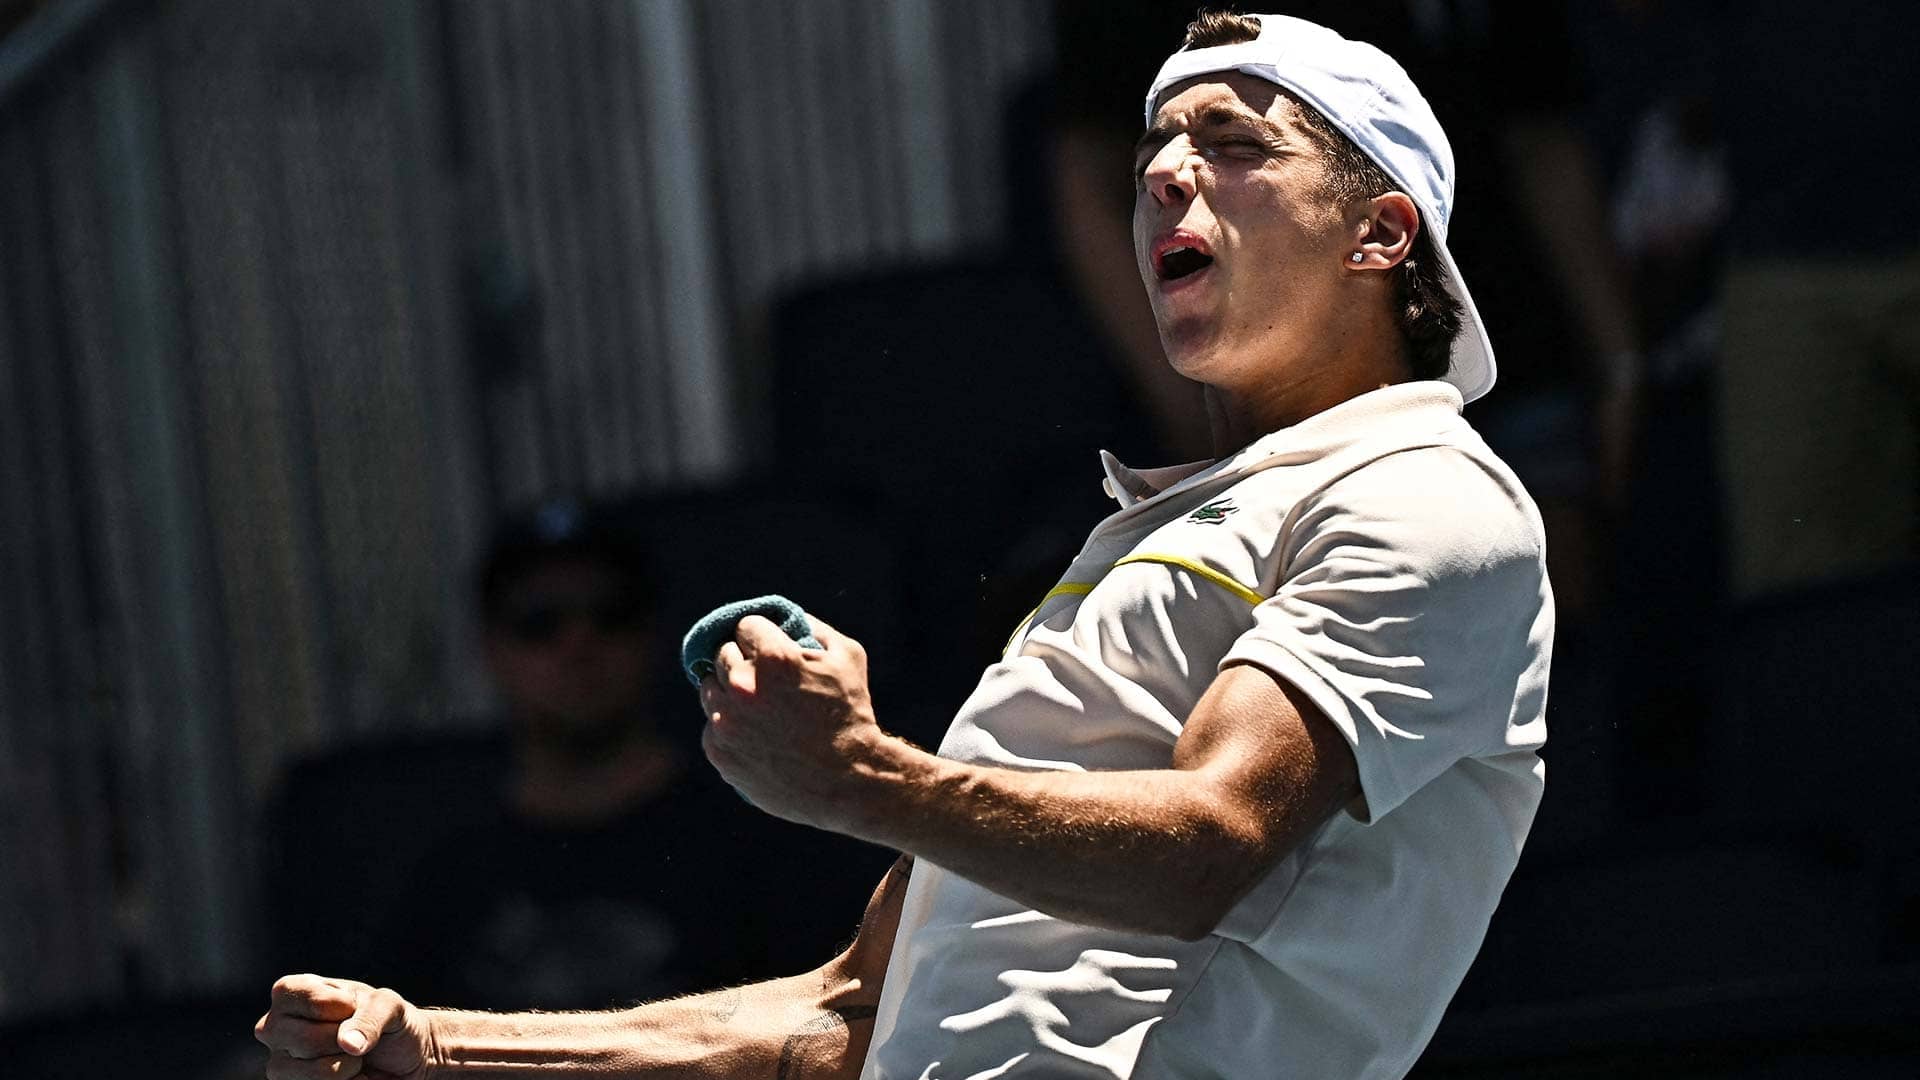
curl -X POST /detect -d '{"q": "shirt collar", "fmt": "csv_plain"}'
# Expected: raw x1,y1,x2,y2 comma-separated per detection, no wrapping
1098,381,1465,509
1100,452,1213,508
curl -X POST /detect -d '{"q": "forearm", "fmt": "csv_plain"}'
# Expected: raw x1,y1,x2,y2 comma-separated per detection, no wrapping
704,630,1352,944
834,665,1353,940
843,746,1260,940
417,853,914,1080
422,974,871,1079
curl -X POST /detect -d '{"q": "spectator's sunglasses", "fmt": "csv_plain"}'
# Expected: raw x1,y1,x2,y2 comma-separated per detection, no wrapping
498,595,646,643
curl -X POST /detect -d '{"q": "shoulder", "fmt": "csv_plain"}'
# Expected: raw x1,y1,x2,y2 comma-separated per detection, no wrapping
1287,440,1545,568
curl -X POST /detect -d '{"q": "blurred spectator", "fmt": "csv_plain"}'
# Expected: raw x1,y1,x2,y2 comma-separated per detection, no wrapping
265,495,867,1010
1577,0,1735,820
1694,0,1920,602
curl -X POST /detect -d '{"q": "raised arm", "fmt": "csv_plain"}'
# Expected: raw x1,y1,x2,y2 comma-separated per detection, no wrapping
700,618,1358,941
701,450,1541,944
855,661,1355,940
256,855,913,1080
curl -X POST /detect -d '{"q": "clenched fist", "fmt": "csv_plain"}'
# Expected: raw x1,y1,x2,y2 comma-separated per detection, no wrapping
255,974,433,1080
698,613,895,834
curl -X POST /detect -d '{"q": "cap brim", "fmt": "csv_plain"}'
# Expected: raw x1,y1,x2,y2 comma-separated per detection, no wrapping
1428,235,1496,403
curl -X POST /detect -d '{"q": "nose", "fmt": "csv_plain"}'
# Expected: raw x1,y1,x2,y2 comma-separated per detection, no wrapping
1141,136,1197,208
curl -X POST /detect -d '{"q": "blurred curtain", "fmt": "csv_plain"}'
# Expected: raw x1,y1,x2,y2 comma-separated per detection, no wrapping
0,0,1047,1019
0,0,481,1012
446,0,1049,494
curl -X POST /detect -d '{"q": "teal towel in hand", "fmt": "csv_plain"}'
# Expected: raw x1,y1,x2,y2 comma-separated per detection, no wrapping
681,594,820,685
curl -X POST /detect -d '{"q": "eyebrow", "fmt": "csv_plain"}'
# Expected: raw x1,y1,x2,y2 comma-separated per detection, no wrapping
1133,102,1288,164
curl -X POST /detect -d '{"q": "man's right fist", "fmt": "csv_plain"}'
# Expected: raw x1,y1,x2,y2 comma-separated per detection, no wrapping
254,974,432,1080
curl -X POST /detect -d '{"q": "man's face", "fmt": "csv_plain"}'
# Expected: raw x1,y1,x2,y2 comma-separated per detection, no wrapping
1132,74,1350,395
484,558,653,743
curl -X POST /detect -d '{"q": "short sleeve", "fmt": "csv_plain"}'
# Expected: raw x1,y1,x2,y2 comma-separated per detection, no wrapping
1222,447,1552,822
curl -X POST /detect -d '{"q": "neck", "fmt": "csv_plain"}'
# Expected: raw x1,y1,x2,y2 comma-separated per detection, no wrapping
1205,311,1410,448
1204,372,1402,453
1203,387,1258,457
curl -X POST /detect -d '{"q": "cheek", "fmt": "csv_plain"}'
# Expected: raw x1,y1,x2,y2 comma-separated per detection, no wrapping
1130,210,1155,282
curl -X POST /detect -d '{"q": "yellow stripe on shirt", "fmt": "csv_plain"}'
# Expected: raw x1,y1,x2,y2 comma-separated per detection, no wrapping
1001,581,1099,656
1112,553,1265,607
1001,559,1261,658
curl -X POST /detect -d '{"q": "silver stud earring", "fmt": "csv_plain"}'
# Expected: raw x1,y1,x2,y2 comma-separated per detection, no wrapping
1350,252,1365,263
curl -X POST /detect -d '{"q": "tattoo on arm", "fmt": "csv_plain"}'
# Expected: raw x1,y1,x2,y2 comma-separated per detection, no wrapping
710,987,744,1024
774,1005,879,1080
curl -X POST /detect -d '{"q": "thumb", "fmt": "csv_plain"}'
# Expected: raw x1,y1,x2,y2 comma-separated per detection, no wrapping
337,985,407,1056
339,1023,372,1055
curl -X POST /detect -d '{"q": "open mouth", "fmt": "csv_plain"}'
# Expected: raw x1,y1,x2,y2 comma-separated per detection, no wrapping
1158,246,1214,281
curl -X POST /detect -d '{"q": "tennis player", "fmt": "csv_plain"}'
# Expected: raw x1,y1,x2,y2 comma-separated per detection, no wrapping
257,12,1550,1079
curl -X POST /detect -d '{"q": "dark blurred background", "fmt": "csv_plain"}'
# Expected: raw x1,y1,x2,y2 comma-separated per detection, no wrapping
1,1,1916,1076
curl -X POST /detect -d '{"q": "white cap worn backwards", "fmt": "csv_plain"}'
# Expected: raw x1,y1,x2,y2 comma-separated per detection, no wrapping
1145,14,1496,402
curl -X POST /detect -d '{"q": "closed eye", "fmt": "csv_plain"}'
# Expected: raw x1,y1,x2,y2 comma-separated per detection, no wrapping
1204,136,1266,157
1134,137,1262,186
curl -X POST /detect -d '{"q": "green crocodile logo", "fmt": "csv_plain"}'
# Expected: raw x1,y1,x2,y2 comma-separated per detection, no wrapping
1187,498,1239,524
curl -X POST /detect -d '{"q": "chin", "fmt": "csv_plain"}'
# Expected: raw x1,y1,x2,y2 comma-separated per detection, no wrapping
1159,335,1230,385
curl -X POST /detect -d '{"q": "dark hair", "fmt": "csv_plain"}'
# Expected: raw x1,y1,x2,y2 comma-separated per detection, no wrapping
1180,11,1462,381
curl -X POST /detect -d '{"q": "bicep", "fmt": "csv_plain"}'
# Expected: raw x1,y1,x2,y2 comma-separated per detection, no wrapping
1171,662,1361,858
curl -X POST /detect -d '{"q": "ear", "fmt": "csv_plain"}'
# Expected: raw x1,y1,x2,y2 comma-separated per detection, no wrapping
1346,191,1419,271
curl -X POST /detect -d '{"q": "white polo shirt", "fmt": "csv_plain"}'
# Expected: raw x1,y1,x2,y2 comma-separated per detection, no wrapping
860,382,1553,1080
